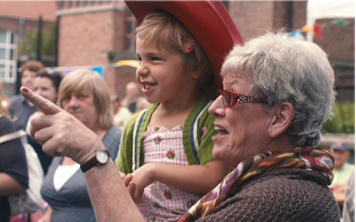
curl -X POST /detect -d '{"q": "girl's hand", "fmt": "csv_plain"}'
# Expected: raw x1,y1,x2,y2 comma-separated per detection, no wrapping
119,171,136,200
130,163,156,203
20,86,104,165
119,172,133,187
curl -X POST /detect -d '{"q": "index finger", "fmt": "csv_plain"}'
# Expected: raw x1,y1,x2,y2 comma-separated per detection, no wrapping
20,86,61,115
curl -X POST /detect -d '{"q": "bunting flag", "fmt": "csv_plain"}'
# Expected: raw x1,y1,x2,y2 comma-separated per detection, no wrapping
288,31,306,40
331,19,351,26
91,66,104,77
43,60,139,77
313,23,321,40
289,19,351,41
302,25,314,35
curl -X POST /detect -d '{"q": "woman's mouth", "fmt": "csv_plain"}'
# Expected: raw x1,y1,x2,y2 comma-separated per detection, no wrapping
215,126,229,135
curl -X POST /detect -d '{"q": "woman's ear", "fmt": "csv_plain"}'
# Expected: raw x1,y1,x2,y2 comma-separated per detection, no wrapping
268,102,294,138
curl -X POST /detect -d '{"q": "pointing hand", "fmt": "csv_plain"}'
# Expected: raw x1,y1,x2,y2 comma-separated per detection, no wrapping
21,86,104,165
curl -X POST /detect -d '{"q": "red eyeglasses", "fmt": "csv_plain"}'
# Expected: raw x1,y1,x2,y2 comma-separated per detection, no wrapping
217,89,268,108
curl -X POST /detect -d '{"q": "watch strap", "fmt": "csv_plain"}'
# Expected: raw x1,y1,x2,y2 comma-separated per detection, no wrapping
80,150,111,173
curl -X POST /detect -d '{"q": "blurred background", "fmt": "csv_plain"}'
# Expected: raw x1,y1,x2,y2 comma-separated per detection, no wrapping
0,0,354,161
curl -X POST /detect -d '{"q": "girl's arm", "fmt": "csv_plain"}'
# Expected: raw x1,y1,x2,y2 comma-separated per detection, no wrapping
129,160,229,202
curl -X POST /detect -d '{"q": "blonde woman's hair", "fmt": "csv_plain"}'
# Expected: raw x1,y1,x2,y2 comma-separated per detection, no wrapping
57,69,113,129
136,10,213,89
0,81,11,119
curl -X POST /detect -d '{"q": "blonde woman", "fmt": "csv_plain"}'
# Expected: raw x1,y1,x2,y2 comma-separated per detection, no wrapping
40,69,122,222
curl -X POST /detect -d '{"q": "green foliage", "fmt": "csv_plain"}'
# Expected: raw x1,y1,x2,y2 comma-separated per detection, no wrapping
322,101,355,134
18,24,56,58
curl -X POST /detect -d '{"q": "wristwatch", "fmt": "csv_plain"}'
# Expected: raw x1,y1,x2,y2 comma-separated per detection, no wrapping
80,150,111,173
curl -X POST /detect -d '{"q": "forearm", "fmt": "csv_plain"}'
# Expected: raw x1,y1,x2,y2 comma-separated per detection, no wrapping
0,173,26,196
85,160,145,222
41,206,53,222
148,160,229,194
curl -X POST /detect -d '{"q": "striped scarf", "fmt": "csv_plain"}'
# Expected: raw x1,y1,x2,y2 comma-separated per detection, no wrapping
178,146,334,222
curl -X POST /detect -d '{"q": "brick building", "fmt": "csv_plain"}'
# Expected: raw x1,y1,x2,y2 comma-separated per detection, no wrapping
55,0,137,98
0,1,56,96
54,0,354,101
229,1,354,102
0,1,354,102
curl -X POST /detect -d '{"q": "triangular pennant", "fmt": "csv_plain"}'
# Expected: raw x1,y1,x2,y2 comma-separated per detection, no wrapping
313,24,321,41
332,19,344,25
302,25,314,35
289,31,306,40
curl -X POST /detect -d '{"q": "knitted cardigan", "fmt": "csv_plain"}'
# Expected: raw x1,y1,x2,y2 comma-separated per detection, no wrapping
196,168,340,222
115,92,216,173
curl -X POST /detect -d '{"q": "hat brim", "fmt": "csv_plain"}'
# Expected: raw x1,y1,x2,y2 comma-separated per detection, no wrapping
125,1,243,100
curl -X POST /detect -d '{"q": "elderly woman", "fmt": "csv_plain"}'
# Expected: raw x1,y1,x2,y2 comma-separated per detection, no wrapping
21,31,340,221
39,69,122,222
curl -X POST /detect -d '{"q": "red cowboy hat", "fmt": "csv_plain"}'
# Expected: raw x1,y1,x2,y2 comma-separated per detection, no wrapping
125,1,243,99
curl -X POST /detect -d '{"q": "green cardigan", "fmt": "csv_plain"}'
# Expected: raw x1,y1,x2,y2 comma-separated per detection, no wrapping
115,92,216,174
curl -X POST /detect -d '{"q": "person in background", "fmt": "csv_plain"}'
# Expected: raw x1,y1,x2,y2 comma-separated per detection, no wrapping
111,94,132,129
28,70,64,175
40,69,122,222
329,142,355,190
329,141,355,214
9,60,44,131
342,170,355,222
121,81,150,113
0,80,28,222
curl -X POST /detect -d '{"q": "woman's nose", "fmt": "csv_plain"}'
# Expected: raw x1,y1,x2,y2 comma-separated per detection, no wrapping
68,97,79,107
208,94,226,118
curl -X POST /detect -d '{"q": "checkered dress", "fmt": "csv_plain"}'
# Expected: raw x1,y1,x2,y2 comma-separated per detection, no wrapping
137,126,202,222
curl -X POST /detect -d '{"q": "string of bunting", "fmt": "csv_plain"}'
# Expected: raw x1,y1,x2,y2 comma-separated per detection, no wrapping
44,60,139,77
288,19,351,41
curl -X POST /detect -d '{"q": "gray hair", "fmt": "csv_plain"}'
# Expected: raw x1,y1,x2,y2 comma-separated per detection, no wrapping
221,30,335,147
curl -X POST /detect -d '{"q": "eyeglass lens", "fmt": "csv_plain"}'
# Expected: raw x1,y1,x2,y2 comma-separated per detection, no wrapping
223,91,232,106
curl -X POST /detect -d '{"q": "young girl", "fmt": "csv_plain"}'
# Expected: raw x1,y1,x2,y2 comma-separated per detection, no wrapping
115,9,236,222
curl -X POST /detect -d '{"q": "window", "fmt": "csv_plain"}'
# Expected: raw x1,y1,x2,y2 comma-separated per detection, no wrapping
0,30,16,83
125,9,136,52
126,21,132,34
57,1,65,9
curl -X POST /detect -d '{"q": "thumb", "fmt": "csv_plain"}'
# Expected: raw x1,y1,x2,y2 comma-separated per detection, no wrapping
20,86,61,115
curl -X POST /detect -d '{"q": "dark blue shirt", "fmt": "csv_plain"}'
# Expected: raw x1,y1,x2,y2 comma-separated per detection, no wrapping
9,94,38,131
0,115,28,221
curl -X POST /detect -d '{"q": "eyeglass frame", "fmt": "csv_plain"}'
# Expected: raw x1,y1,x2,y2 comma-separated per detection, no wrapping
217,89,268,108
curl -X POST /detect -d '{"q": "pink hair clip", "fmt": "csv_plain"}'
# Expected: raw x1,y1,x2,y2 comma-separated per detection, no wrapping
184,40,197,53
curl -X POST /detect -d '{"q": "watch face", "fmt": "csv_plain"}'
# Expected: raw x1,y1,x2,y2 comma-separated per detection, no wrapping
96,150,109,164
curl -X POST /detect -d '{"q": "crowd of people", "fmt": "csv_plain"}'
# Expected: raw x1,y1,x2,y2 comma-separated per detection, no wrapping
0,1,354,222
